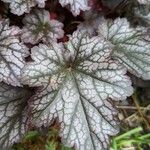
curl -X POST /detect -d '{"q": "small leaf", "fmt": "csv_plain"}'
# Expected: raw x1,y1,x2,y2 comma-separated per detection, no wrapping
98,18,150,79
2,0,46,16
0,19,29,86
0,82,32,149
21,9,64,44
59,0,90,16
22,30,133,150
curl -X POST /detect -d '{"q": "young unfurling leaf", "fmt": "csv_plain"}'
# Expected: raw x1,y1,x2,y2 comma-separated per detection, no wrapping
0,82,32,149
0,19,29,86
21,9,64,44
98,18,150,80
21,30,133,150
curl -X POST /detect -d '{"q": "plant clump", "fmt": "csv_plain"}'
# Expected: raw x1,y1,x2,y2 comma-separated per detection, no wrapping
0,0,149,150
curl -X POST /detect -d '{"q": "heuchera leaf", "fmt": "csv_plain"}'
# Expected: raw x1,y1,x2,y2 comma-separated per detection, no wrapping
2,0,46,16
59,0,90,16
21,30,133,150
21,9,64,44
98,18,150,80
0,82,32,149
0,19,29,86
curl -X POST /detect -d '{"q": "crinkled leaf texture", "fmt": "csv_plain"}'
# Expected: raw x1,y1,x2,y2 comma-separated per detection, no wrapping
98,18,150,80
0,19,29,86
21,9,64,44
59,0,90,16
21,30,133,150
2,0,46,16
0,82,32,149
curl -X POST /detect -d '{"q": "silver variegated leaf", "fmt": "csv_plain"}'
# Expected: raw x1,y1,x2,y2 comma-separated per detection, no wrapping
98,18,150,79
21,30,133,150
0,19,29,86
59,0,90,16
21,9,64,44
21,43,65,87
2,0,46,16
0,82,32,149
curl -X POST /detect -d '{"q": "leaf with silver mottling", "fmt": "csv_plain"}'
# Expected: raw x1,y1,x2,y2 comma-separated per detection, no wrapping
0,19,29,86
21,9,64,45
98,18,150,79
22,30,133,150
0,82,32,149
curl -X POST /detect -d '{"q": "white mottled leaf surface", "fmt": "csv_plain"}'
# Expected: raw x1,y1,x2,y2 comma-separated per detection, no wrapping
22,30,133,150
0,19,29,86
21,9,64,44
0,82,32,149
98,18,150,79
2,0,46,16
21,43,65,87
59,0,90,16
